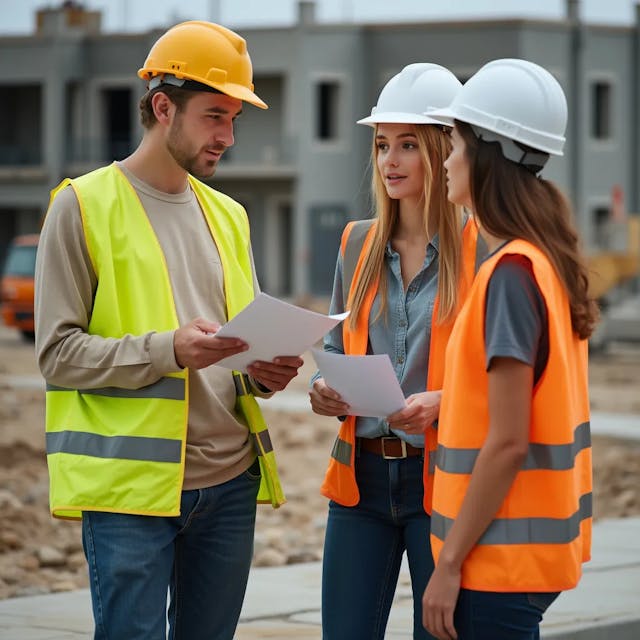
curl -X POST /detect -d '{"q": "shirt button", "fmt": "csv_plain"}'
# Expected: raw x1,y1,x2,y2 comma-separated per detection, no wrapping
399,320,407,328
398,356,405,364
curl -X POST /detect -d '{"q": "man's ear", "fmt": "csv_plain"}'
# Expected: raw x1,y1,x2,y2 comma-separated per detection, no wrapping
151,91,174,125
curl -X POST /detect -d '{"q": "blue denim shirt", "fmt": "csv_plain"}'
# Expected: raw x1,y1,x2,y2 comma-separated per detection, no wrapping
313,234,439,448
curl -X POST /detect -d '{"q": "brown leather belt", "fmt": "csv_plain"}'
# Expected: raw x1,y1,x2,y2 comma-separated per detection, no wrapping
358,436,423,459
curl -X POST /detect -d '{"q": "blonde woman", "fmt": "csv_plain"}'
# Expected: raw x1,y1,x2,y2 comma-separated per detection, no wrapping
309,63,482,640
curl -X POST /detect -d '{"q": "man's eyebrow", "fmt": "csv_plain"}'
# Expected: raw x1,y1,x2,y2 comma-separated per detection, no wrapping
204,106,243,118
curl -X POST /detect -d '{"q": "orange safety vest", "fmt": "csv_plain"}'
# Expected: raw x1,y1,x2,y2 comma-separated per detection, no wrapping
320,218,481,507
431,239,592,592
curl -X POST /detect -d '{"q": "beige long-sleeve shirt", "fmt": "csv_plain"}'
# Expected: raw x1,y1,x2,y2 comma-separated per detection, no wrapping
35,162,268,489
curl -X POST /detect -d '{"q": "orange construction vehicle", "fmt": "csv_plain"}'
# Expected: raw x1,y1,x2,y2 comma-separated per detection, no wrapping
588,217,640,301
587,216,640,348
1,234,39,340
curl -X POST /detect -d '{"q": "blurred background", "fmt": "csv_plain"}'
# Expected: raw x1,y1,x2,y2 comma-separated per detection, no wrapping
0,0,638,328
0,0,639,605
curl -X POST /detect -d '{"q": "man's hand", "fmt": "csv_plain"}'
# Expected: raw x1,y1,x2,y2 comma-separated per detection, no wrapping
173,318,248,370
387,391,441,434
247,356,303,392
309,377,350,416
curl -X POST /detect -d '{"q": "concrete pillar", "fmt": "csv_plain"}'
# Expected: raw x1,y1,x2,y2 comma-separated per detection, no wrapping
43,40,66,189
632,3,640,213
567,0,586,239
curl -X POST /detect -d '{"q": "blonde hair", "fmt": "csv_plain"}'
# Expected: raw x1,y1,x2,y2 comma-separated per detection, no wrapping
348,124,464,330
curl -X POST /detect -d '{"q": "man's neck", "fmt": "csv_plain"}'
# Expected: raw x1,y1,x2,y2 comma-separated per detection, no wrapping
122,137,189,194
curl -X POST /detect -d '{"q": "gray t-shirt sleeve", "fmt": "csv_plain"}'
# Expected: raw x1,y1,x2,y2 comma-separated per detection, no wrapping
484,254,548,384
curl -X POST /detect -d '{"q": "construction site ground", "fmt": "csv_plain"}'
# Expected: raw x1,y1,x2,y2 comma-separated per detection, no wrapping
0,324,638,603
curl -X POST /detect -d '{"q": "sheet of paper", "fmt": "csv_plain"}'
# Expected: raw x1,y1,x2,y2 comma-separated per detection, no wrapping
311,348,406,418
214,293,349,373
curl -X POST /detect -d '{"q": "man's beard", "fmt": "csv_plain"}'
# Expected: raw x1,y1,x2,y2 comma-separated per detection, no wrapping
166,117,224,179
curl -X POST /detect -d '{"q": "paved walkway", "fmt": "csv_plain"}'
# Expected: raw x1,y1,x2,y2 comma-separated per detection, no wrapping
0,516,639,639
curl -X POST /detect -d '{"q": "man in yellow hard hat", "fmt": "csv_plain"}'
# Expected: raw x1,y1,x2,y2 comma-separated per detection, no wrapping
35,21,302,640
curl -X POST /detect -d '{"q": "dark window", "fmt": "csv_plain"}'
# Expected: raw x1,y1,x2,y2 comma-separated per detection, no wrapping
0,85,42,165
316,81,340,141
592,82,611,139
593,206,610,249
103,88,132,160
278,202,292,296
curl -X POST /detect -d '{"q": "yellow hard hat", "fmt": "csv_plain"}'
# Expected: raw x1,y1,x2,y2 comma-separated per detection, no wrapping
138,21,267,109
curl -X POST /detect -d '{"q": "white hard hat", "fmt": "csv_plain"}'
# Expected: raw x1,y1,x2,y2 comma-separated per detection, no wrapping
357,63,462,126
428,58,568,159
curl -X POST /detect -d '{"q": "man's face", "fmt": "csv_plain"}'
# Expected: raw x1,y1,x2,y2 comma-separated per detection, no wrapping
166,92,242,179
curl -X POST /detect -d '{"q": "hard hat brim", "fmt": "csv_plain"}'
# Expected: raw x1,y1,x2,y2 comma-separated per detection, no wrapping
357,111,447,127
221,82,268,109
421,107,456,127
427,105,564,156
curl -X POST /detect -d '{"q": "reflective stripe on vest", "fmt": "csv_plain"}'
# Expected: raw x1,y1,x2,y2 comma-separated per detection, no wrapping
320,217,480,507
46,431,182,463
432,492,592,546
46,377,185,400
432,239,592,592
341,219,376,310
331,436,352,466
432,421,591,474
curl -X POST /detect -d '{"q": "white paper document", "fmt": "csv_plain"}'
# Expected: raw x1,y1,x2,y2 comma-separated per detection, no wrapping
214,293,349,373
311,348,406,418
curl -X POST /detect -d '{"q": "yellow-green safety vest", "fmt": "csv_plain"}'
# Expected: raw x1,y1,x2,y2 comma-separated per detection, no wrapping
45,163,285,520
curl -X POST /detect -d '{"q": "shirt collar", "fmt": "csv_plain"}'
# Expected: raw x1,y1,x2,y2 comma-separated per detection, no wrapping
385,233,440,257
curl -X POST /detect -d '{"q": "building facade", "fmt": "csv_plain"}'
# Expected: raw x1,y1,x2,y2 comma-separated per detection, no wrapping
0,0,638,296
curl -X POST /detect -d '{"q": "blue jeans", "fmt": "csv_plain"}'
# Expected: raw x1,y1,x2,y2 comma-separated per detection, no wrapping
81,458,261,640
322,449,436,640
453,589,560,639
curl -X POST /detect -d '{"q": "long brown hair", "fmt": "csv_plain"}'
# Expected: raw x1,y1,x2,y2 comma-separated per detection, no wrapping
348,124,464,330
457,121,598,339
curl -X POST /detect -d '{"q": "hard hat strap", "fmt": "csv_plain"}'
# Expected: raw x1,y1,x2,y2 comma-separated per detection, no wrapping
148,74,185,90
148,74,223,95
471,125,549,174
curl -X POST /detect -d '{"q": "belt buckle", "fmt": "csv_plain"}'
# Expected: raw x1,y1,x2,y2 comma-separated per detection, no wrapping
381,436,406,459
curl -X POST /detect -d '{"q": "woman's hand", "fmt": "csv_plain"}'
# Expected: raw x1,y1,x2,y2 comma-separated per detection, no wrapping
422,559,461,640
387,391,441,434
309,378,349,417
